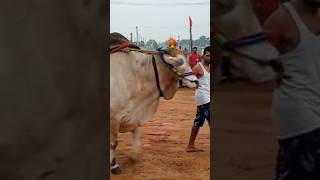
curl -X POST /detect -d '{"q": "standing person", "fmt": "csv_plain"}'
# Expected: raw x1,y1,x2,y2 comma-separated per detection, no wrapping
188,47,201,68
186,46,210,152
264,0,320,179
183,47,189,58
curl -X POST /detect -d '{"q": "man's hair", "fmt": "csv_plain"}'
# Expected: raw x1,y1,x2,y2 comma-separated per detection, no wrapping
192,47,197,50
203,46,210,55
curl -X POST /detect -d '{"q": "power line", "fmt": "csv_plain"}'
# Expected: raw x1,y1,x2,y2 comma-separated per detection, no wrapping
110,1,209,6
111,26,209,29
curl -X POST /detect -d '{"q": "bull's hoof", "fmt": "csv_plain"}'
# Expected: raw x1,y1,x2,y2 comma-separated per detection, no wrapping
111,164,121,175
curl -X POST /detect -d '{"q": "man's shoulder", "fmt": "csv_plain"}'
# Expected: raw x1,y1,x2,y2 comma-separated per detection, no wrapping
192,63,204,76
264,5,290,27
192,62,200,69
263,4,293,40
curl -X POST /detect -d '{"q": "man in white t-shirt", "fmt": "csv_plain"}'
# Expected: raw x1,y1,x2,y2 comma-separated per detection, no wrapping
186,46,211,152
264,0,320,179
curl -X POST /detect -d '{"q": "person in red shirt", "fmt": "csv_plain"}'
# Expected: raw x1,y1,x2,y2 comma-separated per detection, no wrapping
188,47,201,68
253,0,280,23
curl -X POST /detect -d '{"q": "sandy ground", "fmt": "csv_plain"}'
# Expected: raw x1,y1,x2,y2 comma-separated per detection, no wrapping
110,88,210,180
213,81,278,180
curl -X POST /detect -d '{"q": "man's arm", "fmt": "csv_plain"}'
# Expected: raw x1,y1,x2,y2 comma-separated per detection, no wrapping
263,7,289,86
192,63,204,79
263,9,284,48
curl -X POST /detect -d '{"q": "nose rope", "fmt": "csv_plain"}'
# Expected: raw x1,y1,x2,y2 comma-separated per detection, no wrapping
215,32,283,72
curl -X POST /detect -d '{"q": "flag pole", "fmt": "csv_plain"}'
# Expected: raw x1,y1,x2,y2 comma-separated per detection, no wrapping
189,16,193,51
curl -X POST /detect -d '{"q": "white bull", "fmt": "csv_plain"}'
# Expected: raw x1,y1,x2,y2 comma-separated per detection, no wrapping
213,0,280,83
0,1,107,179
110,45,198,173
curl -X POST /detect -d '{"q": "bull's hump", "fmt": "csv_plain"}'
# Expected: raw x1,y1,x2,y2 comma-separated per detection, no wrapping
110,32,140,53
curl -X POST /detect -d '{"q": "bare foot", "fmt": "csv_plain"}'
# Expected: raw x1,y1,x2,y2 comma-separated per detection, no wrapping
186,147,204,152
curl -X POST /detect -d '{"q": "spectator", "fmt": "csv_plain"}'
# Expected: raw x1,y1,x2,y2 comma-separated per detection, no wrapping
188,47,201,68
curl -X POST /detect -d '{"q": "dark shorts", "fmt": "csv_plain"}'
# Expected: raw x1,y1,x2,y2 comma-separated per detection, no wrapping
275,128,320,180
193,102,210,128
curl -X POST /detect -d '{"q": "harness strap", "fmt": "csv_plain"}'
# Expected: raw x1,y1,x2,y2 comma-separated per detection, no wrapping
216,32,283,71
181,72,194,77
111,43,130,53
216,32,267,50
152,55,163,97
158,51,174,69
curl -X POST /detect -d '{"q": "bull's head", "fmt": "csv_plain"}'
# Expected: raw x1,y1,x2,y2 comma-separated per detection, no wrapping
160,47,198,88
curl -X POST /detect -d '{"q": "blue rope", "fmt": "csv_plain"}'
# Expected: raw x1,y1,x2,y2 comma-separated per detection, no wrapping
158,50,174,69
218,32,267,50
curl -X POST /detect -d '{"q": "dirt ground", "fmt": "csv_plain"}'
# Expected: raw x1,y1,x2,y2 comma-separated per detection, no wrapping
213,81,278,180
110,81,279,180
110,88,210,180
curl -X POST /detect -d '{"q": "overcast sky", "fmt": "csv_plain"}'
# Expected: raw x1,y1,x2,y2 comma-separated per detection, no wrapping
110,0,210,42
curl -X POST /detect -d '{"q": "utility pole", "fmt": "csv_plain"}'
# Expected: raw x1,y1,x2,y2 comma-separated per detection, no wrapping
136,26,138,45
130,32,133,42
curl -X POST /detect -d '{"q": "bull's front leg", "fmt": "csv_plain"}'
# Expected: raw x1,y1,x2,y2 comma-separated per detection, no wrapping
130,127,141,162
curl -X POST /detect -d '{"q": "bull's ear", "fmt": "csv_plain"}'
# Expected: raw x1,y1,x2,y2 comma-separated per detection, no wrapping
163,54,184,67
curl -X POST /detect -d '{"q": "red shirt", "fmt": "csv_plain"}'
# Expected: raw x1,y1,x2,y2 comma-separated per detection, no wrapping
188,53,201,68
256,0,280,22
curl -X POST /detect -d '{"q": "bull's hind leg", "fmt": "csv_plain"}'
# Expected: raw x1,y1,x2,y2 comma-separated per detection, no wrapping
110,124,121,174
130,127,141,162
110,140,120,174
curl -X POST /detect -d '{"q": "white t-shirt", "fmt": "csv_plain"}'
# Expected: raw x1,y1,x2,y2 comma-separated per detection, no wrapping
195,62,210,106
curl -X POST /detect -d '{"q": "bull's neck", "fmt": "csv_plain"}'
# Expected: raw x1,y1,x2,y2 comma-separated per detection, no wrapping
153,55,179,100
130,53,179,100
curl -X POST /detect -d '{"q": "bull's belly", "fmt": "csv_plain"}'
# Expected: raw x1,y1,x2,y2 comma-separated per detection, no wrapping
117,111,152,133
110,84,160,133
113,101,159,133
